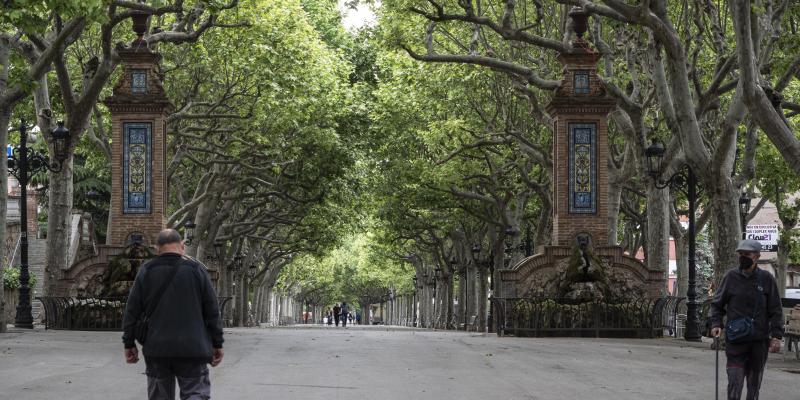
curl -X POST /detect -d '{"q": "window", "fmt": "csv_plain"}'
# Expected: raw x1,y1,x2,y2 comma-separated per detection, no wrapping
574,70,590,94
131,69,147,93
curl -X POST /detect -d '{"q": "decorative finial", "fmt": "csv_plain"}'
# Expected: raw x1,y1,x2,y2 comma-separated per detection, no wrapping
130,11,150,44
568,6,589,40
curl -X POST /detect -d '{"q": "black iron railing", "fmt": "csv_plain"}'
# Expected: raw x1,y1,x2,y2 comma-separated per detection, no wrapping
654,296,686,336
37,296,233,331
490,296,685,338
671,298,713,337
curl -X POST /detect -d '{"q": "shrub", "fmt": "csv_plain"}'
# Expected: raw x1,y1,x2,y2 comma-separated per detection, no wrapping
3,266,37,290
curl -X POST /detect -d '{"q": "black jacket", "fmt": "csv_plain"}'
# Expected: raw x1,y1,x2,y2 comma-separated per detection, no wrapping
709,267,784,340
122,253,224,362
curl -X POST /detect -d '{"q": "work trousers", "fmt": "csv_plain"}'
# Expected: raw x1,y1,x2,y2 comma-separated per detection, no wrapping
725,340,769,400
145,359,211,400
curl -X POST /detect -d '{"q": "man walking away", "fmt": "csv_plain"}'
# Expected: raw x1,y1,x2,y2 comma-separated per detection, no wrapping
341,302,349,327
122,229,224,400
333,303,341,327
709,239,783,400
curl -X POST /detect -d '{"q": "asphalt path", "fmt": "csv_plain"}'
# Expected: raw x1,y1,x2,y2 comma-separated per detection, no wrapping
0,325,797,399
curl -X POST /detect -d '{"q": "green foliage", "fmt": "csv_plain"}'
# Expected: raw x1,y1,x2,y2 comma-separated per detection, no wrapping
0,0,107,33
696,230,715,300
279,231,413,305
2,266,37,290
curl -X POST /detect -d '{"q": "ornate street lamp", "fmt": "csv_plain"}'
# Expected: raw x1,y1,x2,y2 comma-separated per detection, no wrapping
183,219,196,244
644,141,666,178
231,253,243,276
248,265,258,279
50,121,70,162
207,240,223,262
644,141,702,342
739,193,752,239
8,120,69,328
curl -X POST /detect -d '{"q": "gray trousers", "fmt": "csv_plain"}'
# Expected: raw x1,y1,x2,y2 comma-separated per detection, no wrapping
145,359,211,400
725,340,769,400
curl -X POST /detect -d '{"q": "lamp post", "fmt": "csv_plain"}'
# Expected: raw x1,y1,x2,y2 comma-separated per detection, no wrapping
231,253,244,326
388,290,395,325
433,266,441,326
7,120,69,328
470,244,481,329
412,276,418,327
449,256,460,327
645,141,702,342
738,193,752,240
422,272,429,326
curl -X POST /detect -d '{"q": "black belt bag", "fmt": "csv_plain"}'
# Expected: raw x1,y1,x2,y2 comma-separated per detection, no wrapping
725,270,764,344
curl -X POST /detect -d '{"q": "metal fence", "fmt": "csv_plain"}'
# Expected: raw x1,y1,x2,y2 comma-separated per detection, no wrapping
490,296,686,338
37,296,233,331
654,296,685,337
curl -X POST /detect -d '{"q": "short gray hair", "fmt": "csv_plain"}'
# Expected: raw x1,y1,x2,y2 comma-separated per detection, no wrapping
156,229,182,246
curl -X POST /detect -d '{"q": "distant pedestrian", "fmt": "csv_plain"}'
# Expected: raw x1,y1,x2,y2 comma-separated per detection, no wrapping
341,302,349,327
333,303,342,327
122,229,224,400
355,313,361,325
709,239,783,400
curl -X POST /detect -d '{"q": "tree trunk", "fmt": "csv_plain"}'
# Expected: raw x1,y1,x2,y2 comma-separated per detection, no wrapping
458,270,467,327
674,233,689,298
776,225,791,298
476,269,487,332
533,199,552,252
32,77,73,297
444,275,453,328
607,166,624,245
263,287,273,325
419,285,427,328
709,186,742,285
646,185,670,294
45,160,73,296
253,285,263,324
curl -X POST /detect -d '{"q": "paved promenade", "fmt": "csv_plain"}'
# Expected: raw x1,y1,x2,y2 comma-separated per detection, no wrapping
0,325,797,399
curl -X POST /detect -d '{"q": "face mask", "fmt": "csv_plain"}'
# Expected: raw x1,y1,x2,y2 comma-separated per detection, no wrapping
739,255,754,270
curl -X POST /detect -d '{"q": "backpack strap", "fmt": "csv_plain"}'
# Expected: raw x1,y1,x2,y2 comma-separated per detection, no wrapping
751,269,764,320
143,257,181,318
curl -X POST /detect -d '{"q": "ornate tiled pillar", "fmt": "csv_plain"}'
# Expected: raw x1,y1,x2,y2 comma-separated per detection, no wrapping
103,24,173,247
546,7,616,247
